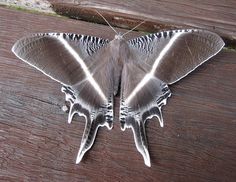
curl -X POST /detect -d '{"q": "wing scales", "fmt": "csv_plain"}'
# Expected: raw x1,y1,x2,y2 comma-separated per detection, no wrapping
12,33,113,164
120,29,224,166
128,29,225,84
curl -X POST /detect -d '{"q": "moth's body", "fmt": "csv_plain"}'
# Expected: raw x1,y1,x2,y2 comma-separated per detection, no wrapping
12,29,224,167
104,36,127,96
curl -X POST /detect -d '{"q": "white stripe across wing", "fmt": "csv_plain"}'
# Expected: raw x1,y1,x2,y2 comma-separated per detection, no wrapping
125,73,153,104
125,32,182,104
58,34,107,102
150,32,181,74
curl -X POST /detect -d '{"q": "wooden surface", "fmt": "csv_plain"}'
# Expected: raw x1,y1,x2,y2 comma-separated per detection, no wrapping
0,5,236,182
49,0,236,46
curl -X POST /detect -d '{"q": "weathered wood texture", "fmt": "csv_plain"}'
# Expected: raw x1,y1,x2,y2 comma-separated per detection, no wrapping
0,6,236,182
49,0,236,45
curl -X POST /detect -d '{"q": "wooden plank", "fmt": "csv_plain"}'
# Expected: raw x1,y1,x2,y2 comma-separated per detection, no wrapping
0,6,236,182
49,0,236,45
0,0,54,13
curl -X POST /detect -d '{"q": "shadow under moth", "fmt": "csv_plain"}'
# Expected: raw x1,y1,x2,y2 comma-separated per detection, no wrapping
12,27,224,167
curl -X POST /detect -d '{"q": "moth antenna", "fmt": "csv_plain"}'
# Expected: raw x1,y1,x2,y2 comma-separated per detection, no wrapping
122,20,146,37
95,10,118,35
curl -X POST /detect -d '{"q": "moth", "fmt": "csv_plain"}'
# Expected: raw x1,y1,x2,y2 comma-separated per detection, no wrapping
12,26,224,167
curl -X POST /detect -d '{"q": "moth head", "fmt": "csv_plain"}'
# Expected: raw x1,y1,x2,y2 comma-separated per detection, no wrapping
115,33,123,40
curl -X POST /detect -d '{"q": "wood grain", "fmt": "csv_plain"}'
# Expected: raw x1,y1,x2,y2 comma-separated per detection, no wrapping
0,6,236,182
49,0,236,46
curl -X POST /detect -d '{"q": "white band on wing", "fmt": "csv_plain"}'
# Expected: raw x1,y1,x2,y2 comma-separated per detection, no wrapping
58,34,107,102
151,32,181,74
125,32,181,104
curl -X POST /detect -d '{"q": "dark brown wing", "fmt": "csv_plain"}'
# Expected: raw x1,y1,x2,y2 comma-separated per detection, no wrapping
128,29,224,84
120,29,224,166
12,33,114,164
